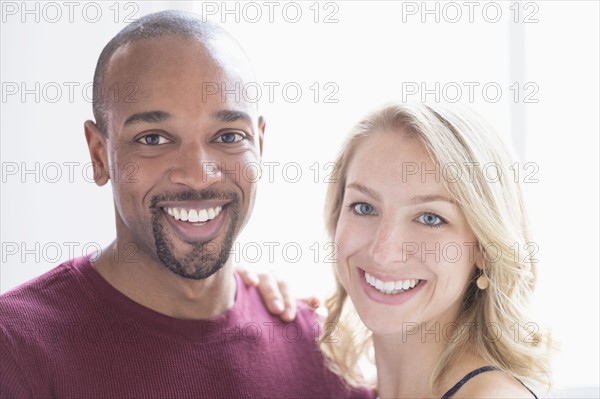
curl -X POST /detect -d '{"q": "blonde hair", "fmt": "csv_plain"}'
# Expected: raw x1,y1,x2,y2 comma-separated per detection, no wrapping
320,103,553,393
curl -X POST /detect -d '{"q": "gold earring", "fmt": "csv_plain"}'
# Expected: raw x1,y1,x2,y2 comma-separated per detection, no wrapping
476,274,489,290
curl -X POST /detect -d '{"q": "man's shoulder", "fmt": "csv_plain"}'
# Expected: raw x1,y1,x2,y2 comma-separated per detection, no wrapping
232,273,325,349
232,275,374,398
233,272,319,327
0,257,89,323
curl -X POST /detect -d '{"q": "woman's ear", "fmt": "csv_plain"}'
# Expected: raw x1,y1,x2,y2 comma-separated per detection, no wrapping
84,120,110,186
474,243,485,271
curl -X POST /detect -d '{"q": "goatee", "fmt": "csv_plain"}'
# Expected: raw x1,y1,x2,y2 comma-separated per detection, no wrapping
150,190,240,280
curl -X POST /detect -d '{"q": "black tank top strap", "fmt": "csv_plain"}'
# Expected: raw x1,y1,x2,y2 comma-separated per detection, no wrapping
440,366,539,398
441,366,500,399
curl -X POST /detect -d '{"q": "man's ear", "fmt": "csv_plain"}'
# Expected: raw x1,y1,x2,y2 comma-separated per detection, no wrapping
257,115,266,156
84,120,110,186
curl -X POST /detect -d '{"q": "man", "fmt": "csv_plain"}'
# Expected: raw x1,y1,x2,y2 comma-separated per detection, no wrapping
0,10,371,398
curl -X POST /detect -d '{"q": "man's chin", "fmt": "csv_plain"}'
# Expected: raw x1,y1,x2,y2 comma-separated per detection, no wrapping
149,190,241,281
153,223,237,281
163,251,227,280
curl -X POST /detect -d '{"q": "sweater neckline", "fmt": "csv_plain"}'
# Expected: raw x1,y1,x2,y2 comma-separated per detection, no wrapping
71,255,246,340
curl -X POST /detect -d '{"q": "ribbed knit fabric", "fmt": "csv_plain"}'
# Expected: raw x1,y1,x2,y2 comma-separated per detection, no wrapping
0,257,372,398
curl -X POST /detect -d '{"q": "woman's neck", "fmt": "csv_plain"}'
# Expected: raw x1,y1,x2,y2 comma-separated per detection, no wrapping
373,331,445,399
373,329,487,399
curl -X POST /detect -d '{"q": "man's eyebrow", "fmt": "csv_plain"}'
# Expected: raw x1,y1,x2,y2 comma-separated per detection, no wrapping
211,110,253,124
346,183,382,201
123,111,171,127
212,110,255,136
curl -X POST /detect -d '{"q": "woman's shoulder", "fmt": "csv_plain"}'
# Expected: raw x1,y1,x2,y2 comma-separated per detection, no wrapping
449,368,536,399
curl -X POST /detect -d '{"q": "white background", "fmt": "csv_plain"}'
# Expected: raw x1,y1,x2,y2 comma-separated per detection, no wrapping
1,1,598,396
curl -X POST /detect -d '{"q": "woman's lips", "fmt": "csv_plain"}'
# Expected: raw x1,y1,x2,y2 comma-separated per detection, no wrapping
359,268,426,305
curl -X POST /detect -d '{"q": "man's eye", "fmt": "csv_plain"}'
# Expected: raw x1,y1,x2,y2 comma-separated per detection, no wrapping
416,212,447,228
216,132,245,144
137,134,170,145
349,202,376,216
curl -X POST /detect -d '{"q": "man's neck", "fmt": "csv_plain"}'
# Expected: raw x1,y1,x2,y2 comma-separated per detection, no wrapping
91,240,237,320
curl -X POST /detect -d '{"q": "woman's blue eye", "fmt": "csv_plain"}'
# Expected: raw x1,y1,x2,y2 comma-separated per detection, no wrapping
138,134,168,145
417,212,446,227
351,202,375,216
218,132,244,143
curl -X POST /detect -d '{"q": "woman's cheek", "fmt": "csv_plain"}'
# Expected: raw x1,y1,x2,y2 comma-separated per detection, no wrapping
334,214,368,261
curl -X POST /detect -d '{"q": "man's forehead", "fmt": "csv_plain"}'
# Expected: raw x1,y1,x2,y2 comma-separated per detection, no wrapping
100,34,258,130
106,36,218,76
88,13,261,139
104,34,255,90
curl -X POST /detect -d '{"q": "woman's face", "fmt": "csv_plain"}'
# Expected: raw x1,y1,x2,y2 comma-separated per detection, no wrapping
335,130,481,336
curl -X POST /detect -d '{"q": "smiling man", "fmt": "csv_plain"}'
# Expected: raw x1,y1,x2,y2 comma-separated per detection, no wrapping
0,11,371,398
85,29,261,321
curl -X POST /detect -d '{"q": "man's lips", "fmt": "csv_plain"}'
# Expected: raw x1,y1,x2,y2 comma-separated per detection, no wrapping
163,205,223,223
160,202,229,242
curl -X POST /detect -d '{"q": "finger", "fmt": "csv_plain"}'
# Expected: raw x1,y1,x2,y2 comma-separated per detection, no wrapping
237,265,259,287
278,281,297,322
257,273,285,315
300,296,320,309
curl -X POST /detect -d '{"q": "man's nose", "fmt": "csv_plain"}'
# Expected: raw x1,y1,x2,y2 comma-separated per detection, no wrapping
168,142,223,190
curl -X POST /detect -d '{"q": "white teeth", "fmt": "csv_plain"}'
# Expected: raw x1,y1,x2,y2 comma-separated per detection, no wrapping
198,209,208,222
163,206,223,224
188,209,199,223
180,209,188,221
365,271,420,295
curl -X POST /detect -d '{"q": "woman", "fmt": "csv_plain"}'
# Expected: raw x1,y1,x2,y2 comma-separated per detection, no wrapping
319,103,553,398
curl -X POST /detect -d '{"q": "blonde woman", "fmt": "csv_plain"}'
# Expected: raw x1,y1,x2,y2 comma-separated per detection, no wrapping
320,103,552,398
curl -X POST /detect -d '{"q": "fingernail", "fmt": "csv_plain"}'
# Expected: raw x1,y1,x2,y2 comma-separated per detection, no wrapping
273,299,284,312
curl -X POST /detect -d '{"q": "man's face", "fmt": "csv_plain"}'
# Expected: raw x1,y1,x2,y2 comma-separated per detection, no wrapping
93,35,263,280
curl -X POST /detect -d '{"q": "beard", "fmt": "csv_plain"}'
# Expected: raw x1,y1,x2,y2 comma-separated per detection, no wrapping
149,189,240,280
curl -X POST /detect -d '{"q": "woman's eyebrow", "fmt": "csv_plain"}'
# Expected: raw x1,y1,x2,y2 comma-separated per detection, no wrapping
407,194,455,205
346,183,381,201
346,183,454,206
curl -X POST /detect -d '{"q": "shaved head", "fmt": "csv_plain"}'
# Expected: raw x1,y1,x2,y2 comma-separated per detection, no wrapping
92,10,252,135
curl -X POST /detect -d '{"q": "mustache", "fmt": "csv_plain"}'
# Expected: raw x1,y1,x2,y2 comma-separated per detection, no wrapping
150,190,239,208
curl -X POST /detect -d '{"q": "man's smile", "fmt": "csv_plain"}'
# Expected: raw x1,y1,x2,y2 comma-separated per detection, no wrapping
158,201,231,243
164,205,223,224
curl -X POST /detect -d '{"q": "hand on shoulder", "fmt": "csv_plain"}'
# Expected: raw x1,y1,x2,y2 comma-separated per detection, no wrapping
236,265,320,322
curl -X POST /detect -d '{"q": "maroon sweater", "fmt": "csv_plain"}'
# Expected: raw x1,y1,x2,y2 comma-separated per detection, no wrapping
0,257,372,398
